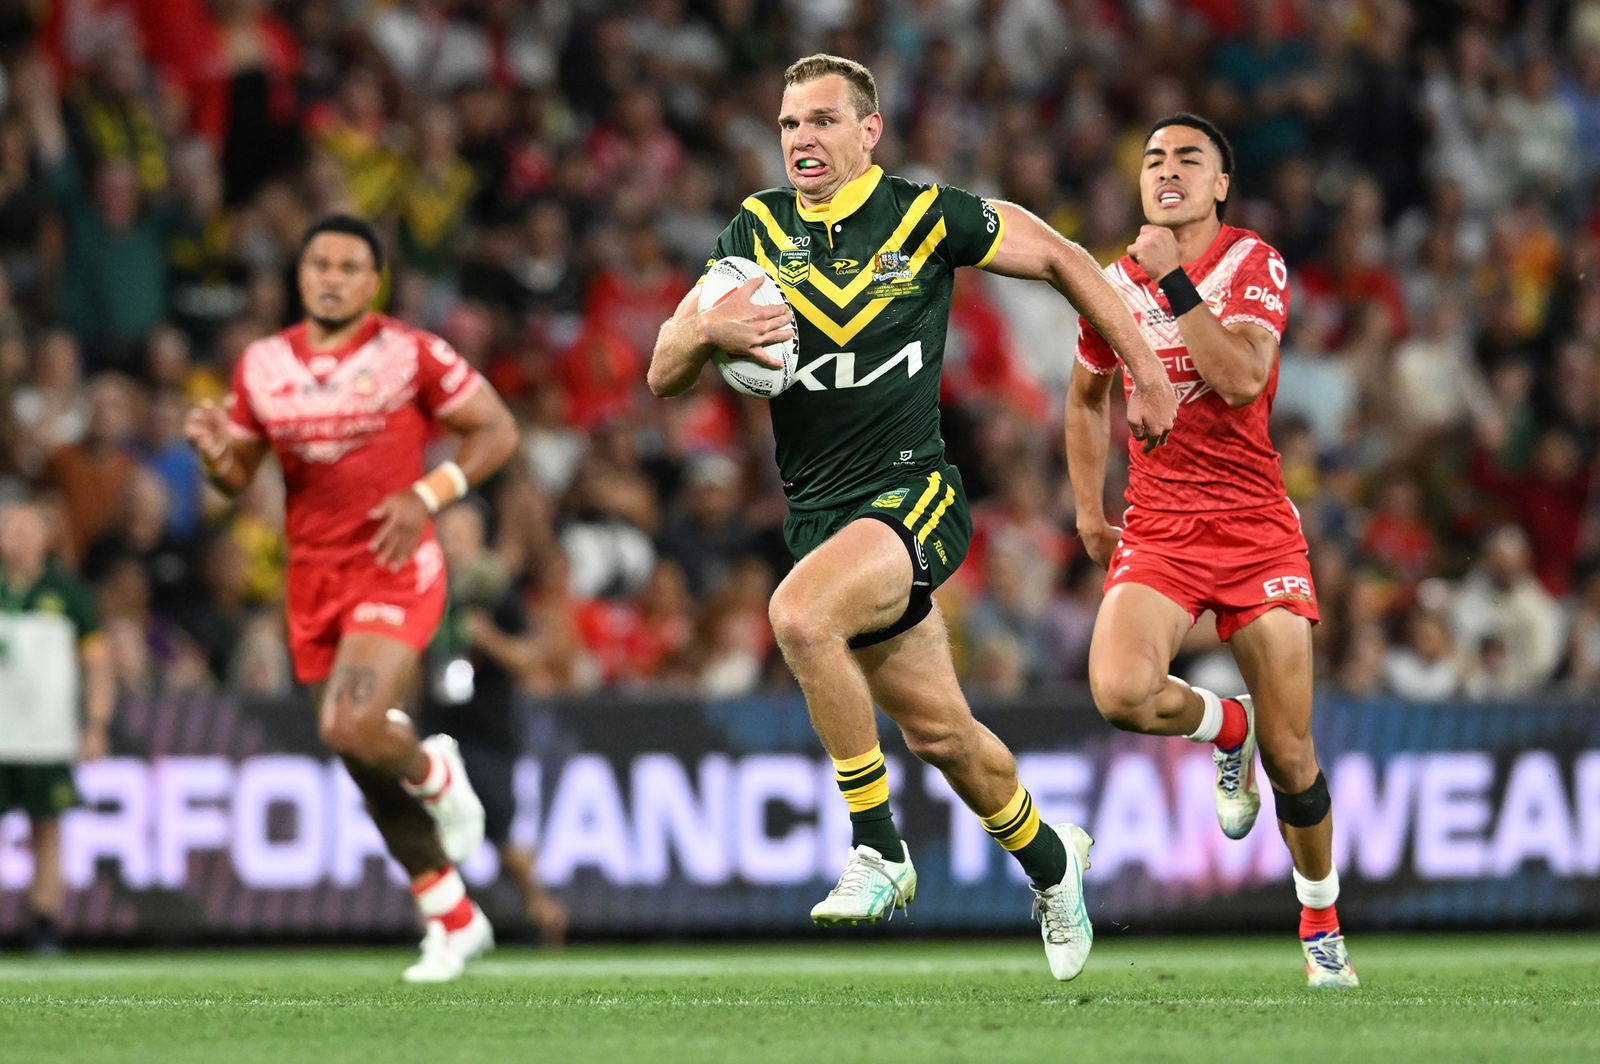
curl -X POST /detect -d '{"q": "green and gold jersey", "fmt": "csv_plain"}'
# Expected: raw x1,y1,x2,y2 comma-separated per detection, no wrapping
0,564,99,763
703,165,1004,511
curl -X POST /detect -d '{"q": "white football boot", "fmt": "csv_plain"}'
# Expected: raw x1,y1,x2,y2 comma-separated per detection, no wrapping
1213,695,1261,840
1301,931,1360,988
418,734,486,864
402,904,495,983
1030,824,1095,981
810,845,917,925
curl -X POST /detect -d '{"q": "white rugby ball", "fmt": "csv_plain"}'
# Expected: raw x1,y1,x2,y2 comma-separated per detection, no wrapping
697,255,798,398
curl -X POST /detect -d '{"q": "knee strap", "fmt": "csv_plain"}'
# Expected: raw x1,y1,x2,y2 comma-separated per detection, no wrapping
1273,771,1331,828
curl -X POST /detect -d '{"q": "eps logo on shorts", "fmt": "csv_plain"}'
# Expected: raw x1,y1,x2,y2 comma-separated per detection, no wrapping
872,489,909,509
353,602,408,627
1262,575,1315,603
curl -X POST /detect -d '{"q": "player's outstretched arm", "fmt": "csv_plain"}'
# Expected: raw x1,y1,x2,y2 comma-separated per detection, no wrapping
369,382,519,570
983,202,1177,445
1064,362,1121,567
648,279,791,398
184,399,268,497
1127,225,1276,408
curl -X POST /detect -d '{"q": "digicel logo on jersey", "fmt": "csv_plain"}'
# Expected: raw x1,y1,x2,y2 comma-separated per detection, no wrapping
791,341,924,391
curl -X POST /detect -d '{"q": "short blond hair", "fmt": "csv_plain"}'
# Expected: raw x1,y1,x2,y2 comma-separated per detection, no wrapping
783,54,879,119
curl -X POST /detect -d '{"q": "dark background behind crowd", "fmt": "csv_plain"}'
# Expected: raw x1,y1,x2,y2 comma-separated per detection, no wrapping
0,0,1596,705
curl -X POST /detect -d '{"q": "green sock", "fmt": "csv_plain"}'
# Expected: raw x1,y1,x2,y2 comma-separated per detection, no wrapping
981,785,1067,887
834,744,906,862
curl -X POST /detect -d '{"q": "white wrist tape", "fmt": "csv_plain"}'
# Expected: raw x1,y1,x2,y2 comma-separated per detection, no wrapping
440,460,469,500
411,460,469,515
412,481,442,514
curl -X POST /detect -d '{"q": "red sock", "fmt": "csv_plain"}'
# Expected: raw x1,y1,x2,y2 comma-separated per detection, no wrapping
1215,697,1248,751
435,895,474,932
1300,904,1340,939
412,865,475,932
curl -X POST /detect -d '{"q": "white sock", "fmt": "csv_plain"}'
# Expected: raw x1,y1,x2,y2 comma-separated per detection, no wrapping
403,745,449,799
413,866,466,919
1293,866,1341,910
1181,679,1224,743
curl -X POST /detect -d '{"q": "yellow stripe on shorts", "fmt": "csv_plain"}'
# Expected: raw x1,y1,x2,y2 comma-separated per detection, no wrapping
917,486,957,543
902,471,942,531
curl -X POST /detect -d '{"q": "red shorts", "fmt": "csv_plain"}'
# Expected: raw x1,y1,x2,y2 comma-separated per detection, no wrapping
1104,499,1319,642
285,539,447,684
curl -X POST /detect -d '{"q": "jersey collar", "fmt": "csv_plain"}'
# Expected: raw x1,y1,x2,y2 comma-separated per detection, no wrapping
795,165,884,226
286,313,383,370
1126,224,1239,284
1186,224,1242,278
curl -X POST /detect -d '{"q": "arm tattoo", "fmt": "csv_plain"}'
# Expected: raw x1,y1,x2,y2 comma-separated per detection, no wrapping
331,665,377,710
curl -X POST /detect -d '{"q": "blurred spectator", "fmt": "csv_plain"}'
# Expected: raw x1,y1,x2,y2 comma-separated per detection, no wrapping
1498,54,1576,199
397,103,477,277
1447,527,1566,693
1383,607,1464,701
1358,478,1437,589
1389,293,1490,452
964,533,1048,686
45,374,140,562
11,329,89,477
559,425,658,599
81,465,197,620
695,556,773,697
656,452,756,601
1473,426,1593,596
23,53,182,372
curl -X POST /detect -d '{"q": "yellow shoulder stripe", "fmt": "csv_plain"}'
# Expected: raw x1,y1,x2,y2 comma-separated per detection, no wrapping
743,187,941,308
753,216,950,347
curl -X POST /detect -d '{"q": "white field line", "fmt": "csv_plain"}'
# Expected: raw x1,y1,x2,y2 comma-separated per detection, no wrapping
2,993,1598,1011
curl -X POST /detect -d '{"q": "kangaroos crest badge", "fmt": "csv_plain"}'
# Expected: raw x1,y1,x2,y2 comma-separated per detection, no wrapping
778,249,809,287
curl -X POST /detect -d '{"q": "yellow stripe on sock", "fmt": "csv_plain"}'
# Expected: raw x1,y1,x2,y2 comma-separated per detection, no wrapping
841,774,891,812
981,785,1043,851
832,744,884,776
833,745,891,813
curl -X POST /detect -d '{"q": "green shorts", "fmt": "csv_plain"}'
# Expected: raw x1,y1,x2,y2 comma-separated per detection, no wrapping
0,762,80,817
784,462,973,647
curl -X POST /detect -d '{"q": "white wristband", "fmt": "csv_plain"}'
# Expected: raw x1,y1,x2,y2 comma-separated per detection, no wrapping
412,481,442,514
440,460,469,500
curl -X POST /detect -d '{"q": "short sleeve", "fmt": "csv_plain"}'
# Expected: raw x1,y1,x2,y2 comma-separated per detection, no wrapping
938,185,1004,269
227,350,265,438
1076,315,1118,375
415,331,484,418
698,210,755,283
1219,241,1290,341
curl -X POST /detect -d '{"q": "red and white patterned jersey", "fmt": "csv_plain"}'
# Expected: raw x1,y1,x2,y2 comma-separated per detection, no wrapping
1078,224,1290,514
227,313,482,558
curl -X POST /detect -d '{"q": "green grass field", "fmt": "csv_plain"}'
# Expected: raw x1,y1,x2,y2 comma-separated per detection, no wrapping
3,934,1596,1063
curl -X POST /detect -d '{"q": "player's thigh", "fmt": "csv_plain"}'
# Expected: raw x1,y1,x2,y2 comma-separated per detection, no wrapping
1228,606,1319,789
854,600,986,757
1087,581,1194,709
770,516,913,644
318,631,422,737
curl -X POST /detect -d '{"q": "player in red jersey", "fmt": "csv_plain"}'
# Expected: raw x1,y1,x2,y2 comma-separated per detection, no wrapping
184,216,519,982
1066,115,1357,987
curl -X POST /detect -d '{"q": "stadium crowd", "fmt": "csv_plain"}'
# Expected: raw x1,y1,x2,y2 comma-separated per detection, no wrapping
0,0,1596,704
